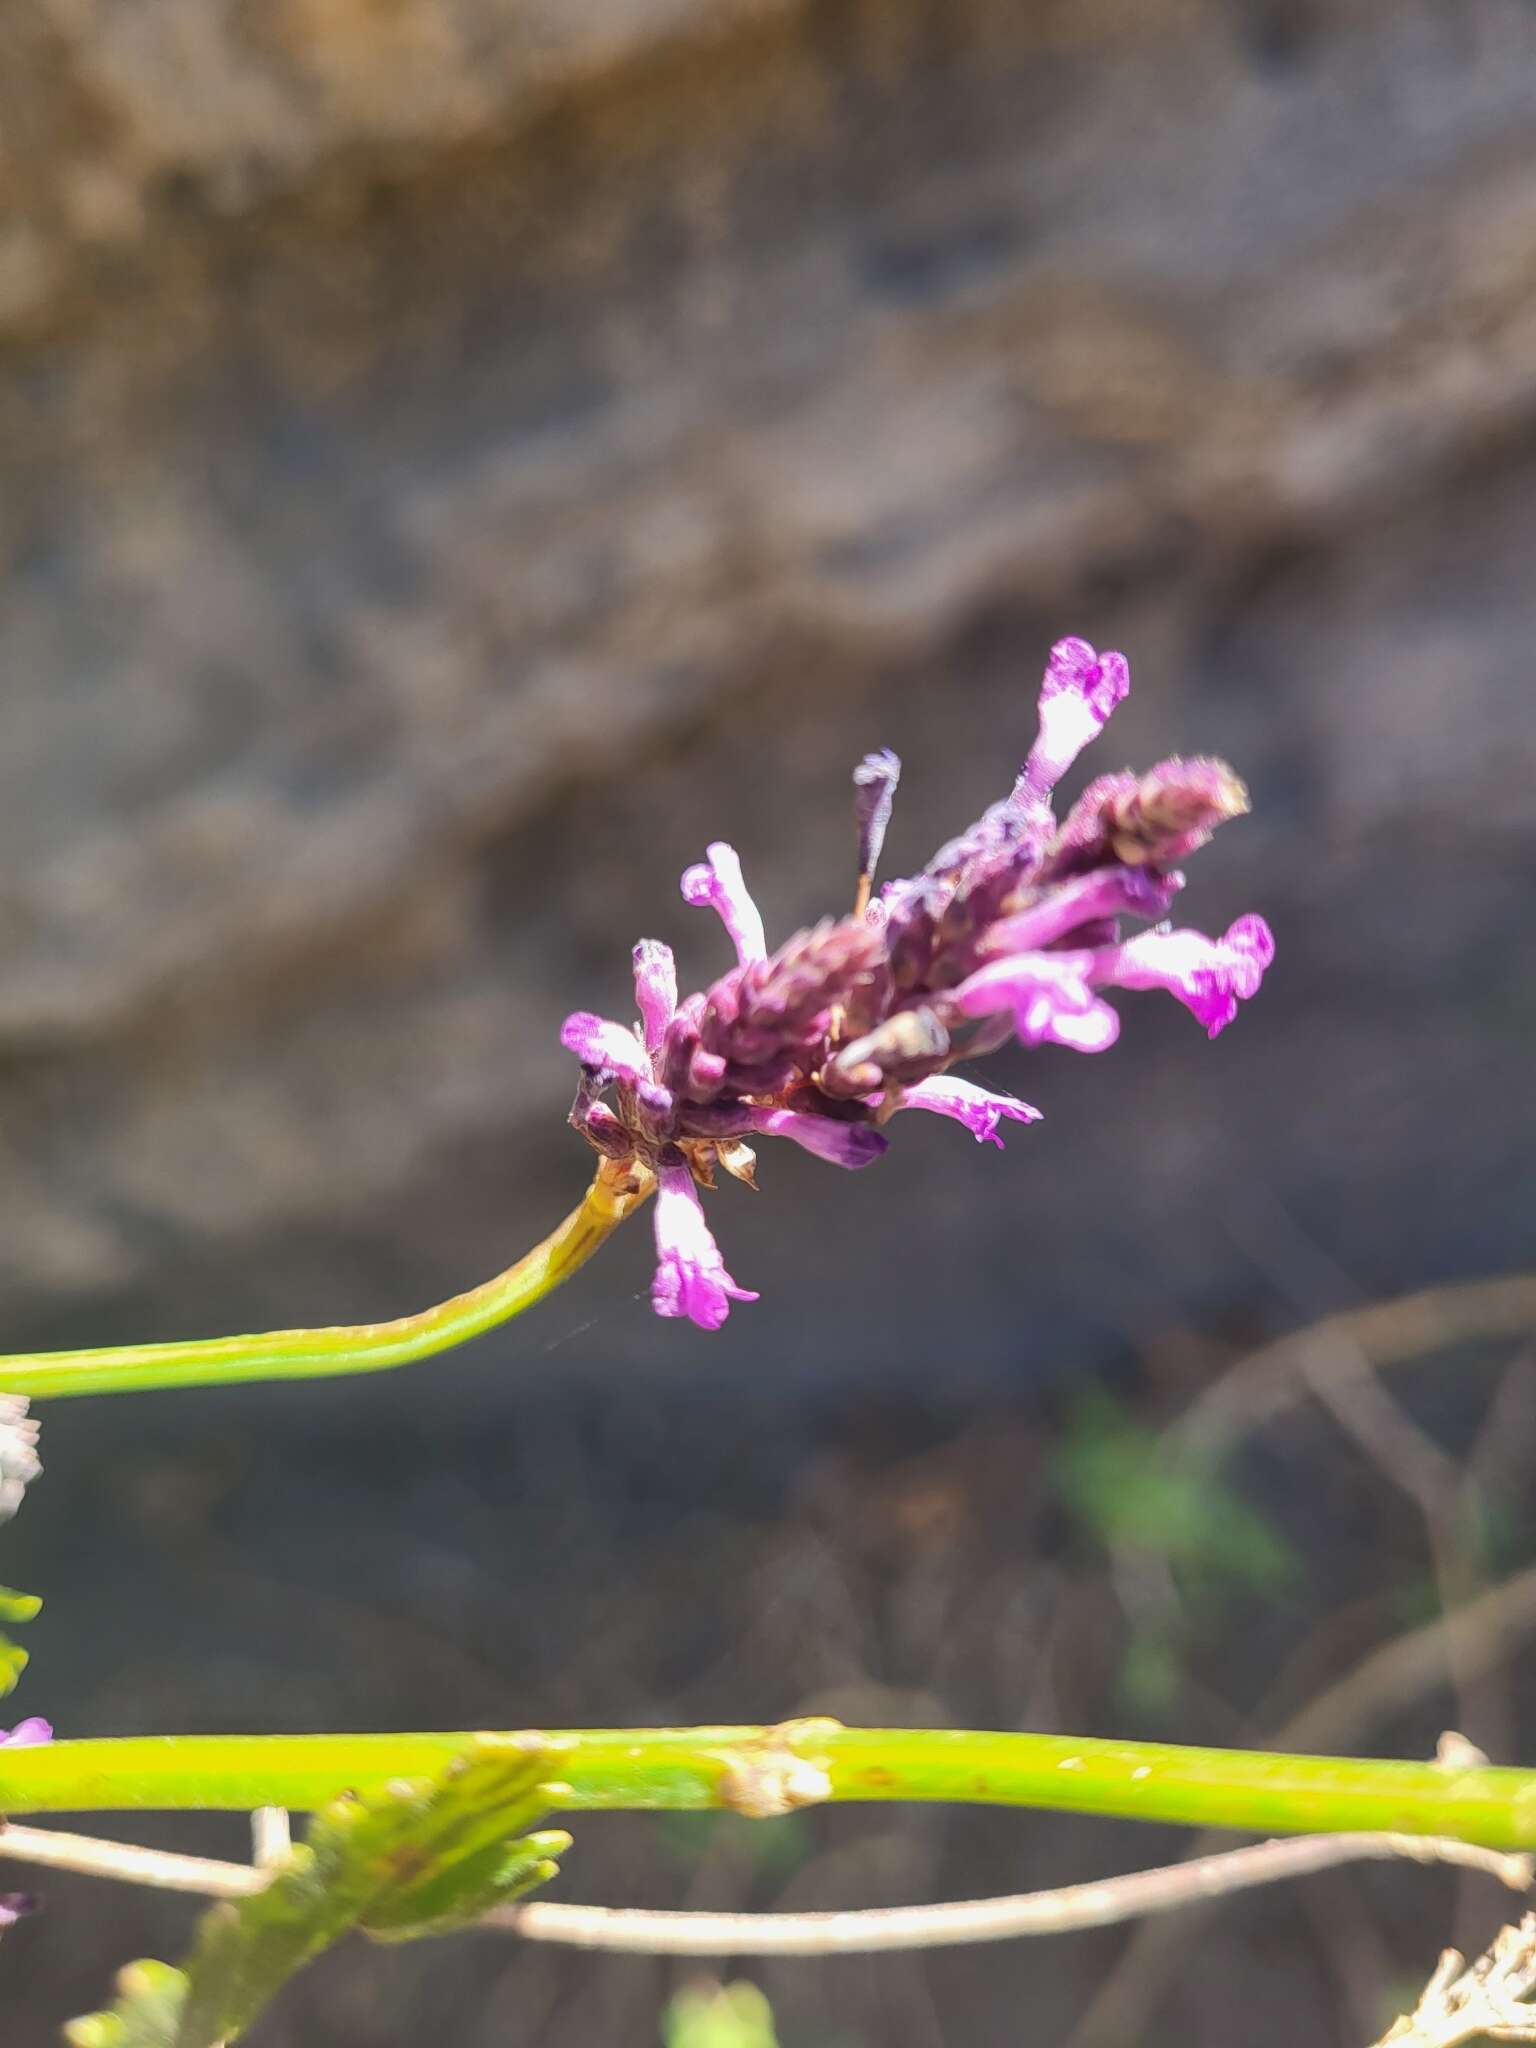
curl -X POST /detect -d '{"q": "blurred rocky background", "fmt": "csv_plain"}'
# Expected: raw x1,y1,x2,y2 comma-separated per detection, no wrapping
2,0,1536,2041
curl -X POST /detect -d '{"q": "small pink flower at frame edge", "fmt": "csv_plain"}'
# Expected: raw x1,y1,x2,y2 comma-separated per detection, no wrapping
0,1717,52,1746
0,1717,52,1928
0,1395,40,1524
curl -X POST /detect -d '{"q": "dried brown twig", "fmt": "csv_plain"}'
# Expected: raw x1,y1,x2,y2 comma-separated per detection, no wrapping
0,1820,1527,1957
1170,1275,1536,1465
1373,1913,1536,2046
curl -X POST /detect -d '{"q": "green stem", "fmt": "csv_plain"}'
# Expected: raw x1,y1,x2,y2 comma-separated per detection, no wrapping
0,1161,652,1399
4,1729,1536,1849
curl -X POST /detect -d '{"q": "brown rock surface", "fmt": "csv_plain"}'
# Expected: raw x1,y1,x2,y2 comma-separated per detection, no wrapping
1,0,1533,1334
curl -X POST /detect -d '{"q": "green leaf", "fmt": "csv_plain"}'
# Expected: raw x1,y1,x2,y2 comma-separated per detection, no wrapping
0,1585,41,1699
1054,1394,1299,1598
63,1961,187,2048
355,1806,570,1941
65,1734,568,2048
663,1981,781,2048
1116,1630,1185,1717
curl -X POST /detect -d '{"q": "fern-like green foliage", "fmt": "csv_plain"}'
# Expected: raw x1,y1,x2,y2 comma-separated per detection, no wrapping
64,1734,570,2048
0,1585,42,1698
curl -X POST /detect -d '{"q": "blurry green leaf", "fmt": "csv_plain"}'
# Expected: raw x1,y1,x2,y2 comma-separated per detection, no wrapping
1117,1630,1184,1716
1389,1571,1441,1631
64,1961,187,2048
0,1585,41,1699
65,1735,567,2048
654,1808,813,1882
1456,1485,1531,1577
1054,1393,1299,1598
663,1980,781,2048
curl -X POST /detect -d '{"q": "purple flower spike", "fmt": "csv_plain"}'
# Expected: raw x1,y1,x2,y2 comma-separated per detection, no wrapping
1096,913,1275,1037
897,1076,1042,1147
632,939,678,1053
0,1718,52,1746
954,951,1121,1053
651,1156,759,1330
1018,637,1130,801
565,631,1268,1331
681,842,767,965
743,1107,890,1169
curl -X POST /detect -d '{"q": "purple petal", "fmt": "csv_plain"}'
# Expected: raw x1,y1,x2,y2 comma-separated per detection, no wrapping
896,1076,1042,1147
681,843,768,965
742,1107,890,1169
853,750,902,889
563,1011,673,1117
1094,914,1275,1037
651,1157,759,1331
953,951,1121,1053
560,1011,653,1088
0,1892,37,1930
632,939,678,1053
0,1718,51,1747
684,1047,728,1097
1017,638,1130,801
983,865,1182,957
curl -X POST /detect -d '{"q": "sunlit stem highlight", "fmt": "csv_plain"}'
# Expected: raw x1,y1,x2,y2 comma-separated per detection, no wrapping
3,1728,1535,1850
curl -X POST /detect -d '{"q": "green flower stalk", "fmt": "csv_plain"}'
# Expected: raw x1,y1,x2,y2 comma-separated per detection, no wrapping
0,1156,652,1400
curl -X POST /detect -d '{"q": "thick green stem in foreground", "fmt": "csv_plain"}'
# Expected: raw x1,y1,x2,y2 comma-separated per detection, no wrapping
4,1729,1536,1850
0,1161,652,1399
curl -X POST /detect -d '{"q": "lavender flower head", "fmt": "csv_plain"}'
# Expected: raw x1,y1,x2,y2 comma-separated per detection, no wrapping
564,637,1272,1329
